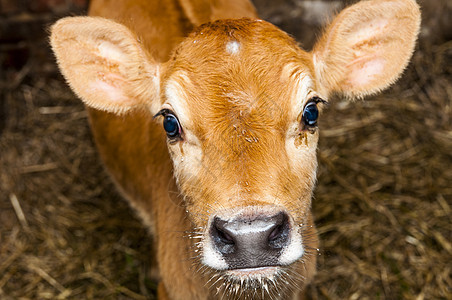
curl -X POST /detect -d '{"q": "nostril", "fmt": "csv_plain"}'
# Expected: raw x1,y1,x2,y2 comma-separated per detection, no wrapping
211,218,236,255
267,212,290,249
216,226,234,245
268,224,283,241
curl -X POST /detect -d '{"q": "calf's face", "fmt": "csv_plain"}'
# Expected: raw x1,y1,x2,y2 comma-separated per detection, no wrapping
159,19,321,275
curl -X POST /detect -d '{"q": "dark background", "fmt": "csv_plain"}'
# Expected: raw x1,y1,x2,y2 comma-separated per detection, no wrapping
1,0,451,299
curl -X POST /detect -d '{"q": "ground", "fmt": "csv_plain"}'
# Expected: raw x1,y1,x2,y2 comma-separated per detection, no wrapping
0,0,451,299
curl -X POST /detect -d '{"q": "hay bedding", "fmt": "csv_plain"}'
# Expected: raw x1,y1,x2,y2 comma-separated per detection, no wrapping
0,0,451,299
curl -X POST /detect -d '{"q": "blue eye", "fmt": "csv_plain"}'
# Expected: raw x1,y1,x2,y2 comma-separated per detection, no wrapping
302,101,319,127
163,114,181,138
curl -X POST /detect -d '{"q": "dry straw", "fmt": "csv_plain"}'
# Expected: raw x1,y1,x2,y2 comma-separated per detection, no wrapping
0,1,451,299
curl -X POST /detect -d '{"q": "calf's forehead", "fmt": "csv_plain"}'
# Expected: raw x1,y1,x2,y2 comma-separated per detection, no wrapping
163,18,315,138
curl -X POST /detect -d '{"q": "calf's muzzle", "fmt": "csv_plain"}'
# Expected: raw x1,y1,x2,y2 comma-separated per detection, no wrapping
210,211,291,269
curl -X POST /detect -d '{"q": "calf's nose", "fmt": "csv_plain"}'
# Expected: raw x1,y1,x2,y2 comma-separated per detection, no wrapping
210,211,290,269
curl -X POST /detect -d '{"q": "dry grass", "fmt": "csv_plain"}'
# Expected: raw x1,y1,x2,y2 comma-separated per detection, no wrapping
0,1,451,299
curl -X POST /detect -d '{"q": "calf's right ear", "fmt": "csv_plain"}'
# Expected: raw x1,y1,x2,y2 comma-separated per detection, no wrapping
50,17,161,115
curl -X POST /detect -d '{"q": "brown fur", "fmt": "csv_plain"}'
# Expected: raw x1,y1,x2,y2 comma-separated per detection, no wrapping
50,0,420,299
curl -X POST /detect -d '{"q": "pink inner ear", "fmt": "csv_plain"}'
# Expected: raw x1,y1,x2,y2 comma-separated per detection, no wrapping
82,41,136,109
98,41,128,64
347,18,389,46
347,56,385,89
89,73,130,106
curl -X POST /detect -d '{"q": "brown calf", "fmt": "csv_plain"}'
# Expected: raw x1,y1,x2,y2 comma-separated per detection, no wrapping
50,0,420,299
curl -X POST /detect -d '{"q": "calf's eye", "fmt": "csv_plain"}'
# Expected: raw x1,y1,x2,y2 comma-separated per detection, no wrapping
163,113,181,138
302,101,319,127
154,109,182,140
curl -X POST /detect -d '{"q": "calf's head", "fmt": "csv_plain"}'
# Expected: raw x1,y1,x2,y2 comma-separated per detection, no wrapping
50,0,420,293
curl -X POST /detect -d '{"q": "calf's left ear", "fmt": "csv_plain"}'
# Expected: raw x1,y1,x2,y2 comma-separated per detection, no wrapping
50,17,161,115
312,0,421,99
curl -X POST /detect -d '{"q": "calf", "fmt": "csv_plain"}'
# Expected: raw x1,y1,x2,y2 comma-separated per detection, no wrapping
50,0,420,299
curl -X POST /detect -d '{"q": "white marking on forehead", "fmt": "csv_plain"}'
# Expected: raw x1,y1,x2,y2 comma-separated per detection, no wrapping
226,40,241,55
